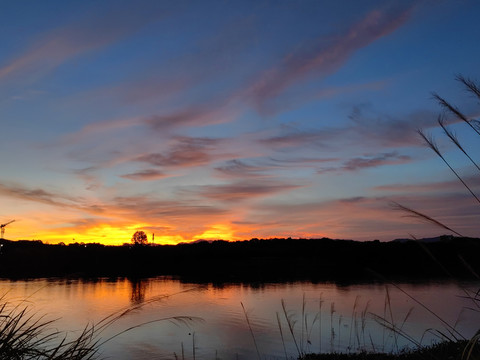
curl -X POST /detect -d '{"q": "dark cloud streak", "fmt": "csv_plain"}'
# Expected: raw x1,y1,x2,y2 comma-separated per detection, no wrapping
194,181,302,202
318,152,412,174
136,137,223,168
120,169,168,181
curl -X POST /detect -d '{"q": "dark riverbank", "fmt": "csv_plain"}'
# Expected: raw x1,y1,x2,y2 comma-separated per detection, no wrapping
300,340,479,360
1,236,479,282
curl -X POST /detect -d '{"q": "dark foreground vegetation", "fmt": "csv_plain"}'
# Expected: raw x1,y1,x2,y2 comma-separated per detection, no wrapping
1,236,479,282
301,340,480,360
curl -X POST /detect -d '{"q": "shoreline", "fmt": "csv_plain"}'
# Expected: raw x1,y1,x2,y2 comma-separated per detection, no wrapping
1,237,479,282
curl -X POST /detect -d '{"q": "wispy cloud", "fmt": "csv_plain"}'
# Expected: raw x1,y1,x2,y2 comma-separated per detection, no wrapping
373,175,480,193
62,102,239,149
120,169,168,181
144,106,233,132
256,79,391,116
0,3,169,82
318,152,412,174
246,5,414,112
347,105,436,147
261,107,436,152
136,136,225,168
116,15,257,105
0,182,103,214
260,127,334,149
194,180,302,202
110,195,227,220
74,167,103,191
215,159,273,178
215,156,339,179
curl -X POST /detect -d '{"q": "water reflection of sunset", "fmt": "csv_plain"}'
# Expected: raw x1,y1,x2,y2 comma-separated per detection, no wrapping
1,278,479,359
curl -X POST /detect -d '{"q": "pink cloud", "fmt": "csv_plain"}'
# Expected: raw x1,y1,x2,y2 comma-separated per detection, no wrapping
194,180,303,202
120,169,169,181
0,181,104,214
135,136,226,168
240,190,479,241
0,4,168,81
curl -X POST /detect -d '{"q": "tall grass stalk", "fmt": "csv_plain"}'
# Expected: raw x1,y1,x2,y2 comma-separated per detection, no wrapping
276,312,288,360
349,295,360,351
330,302,336,353
306,307,320,354
0,287,202,360
384,286,399,352
437,116,480,172
318,294,324,354
0,301,98,360
192,331,196,360
361,300,370,351
281,298,301,357
417,129,480,204
241,302,262,360
338,314,343,351
301,293,306,355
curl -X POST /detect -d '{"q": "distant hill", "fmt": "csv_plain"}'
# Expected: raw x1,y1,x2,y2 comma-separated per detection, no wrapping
391,235,456,243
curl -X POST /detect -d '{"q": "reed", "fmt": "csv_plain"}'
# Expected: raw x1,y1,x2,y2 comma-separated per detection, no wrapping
330,302,336,353
281,298,302,357
0,288,201,360
0,300,98,360
241,302,262,360
277,311,289,360
319,294,324,354
393,75,480,358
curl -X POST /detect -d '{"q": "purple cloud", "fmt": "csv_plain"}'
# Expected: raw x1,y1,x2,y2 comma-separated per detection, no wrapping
194,181,302,202
120,169,168,181
215,160,271,178
136,136,223,168
0,182,104,214
261,106,437,153
318,152,412,174
111,196,226,218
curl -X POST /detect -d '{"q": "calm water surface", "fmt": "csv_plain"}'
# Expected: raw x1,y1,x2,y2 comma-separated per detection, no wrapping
1,277,479,359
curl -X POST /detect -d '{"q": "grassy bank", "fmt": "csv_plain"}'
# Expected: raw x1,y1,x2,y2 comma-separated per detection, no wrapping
300,340,478,359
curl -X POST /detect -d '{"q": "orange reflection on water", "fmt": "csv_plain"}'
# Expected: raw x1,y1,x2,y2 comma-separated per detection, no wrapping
1,278,479,359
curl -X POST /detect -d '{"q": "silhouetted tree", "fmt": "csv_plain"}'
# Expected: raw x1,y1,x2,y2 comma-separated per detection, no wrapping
131,231,148,245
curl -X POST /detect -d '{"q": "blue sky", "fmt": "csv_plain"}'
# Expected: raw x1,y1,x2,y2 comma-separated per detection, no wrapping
0,0,479,244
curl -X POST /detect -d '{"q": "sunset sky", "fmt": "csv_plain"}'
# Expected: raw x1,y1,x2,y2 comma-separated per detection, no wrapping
1,0,479,245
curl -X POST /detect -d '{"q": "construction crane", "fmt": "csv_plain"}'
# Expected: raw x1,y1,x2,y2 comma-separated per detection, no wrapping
1,220,15,239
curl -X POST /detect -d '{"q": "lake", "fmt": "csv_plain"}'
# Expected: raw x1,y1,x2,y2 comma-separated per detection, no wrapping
1,277,479,359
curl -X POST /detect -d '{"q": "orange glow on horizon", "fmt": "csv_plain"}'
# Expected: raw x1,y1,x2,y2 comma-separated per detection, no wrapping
19,222,243,246
33,224,150,245
192,223,237,242
7,220,339,246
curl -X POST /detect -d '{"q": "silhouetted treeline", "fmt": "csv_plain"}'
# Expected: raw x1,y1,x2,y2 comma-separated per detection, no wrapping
1,236,479,283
